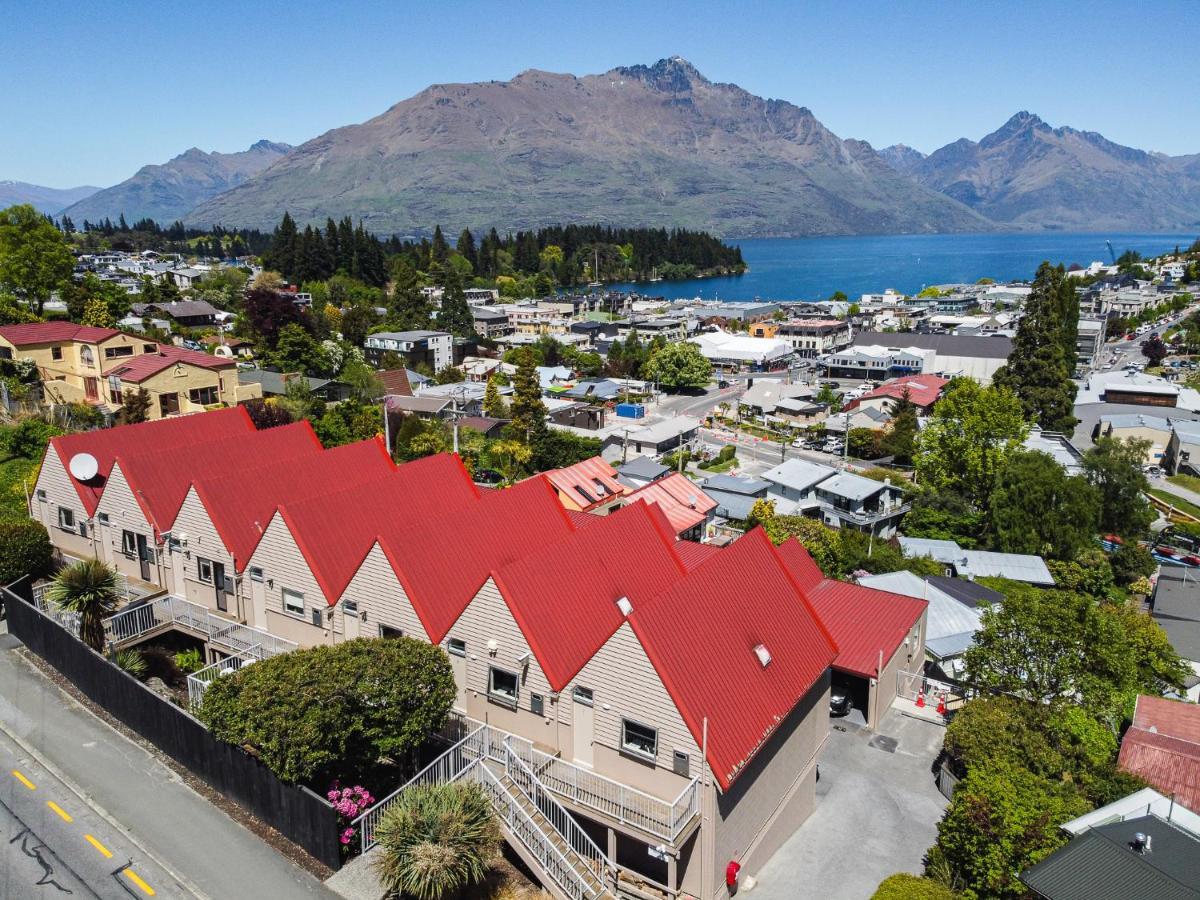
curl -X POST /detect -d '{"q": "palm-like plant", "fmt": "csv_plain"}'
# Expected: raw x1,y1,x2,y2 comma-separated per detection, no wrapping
46,559,121,652
108,648,147,679
373,782,499,900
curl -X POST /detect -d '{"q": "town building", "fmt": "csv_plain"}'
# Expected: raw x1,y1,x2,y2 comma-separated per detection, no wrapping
1118,695,1200,814
774,319,852,359
1148,567,1200,701
688,330,792,371
363,330,454,371
899,537,1055,585
825,332,1012,383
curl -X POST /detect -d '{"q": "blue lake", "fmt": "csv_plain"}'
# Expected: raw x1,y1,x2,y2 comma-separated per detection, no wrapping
607,232,1198,301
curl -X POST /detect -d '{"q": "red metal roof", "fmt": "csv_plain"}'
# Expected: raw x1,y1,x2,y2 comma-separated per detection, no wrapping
378,476,576,641
188,435,394,570
114,421,323,537
628,528,839,791
1119,695,1200,812
805,579,927,678
623,472,718,536
674,539,723,572
775,538,827,593
843,374,948,412
543,456,628,511
494,502,686,690
104,344,233,381
278,453,481,603
0,322,120,346
48,407,255,515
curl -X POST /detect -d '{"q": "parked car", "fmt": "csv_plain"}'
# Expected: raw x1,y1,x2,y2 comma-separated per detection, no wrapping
830,683,853,717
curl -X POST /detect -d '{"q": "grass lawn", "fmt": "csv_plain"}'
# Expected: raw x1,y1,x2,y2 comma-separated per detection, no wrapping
1147,487,1200,520
698,456,739,474
1168,473,1200,495
0,454,39,522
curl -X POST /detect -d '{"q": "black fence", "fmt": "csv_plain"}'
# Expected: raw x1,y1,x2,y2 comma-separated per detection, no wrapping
2,581,343,870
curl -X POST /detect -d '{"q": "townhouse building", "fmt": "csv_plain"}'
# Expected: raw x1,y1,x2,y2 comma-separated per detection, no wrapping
363,330,454,371
34,409,932,900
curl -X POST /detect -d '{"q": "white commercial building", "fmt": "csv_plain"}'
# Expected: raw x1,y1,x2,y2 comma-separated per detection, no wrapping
688,329,792,370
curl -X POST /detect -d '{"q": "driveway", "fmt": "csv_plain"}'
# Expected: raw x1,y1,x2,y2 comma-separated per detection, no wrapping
749,710,949,900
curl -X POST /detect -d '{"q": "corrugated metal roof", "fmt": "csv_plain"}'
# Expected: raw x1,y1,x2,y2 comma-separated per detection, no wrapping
49,407,254,515
624,472,717,535
1061,788,1200,838
774,538,824,593
843,374,948,411
805,579,926,678
544,456,627,511
192,436,396,570
628,529,838,791
1020,815,1200,900
280,453,482,603
0,321,120,345
115,421,323,536
857,571,983,645
378,475,575,640
761,458,836,492
105,344,233,381
675,540,723,572
494,503,685,690
1119,697,1200,813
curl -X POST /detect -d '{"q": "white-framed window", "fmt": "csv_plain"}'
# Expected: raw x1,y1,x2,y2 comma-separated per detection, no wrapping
447,638,466,657
122,530,137,556
97,512,110,525
104,345,134,359
488,667,519,707
572,686,594,706
343,598,359,617
530,693,545,717
197,557,214,584
379,624,402,639
57,507,75,530
282,587,305,616
249,566,263,582
621,719,658,761
36,489,46,502
51,345,62,361
188,386,219,405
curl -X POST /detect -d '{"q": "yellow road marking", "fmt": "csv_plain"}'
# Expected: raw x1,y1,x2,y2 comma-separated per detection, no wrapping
11,769,36,790
47,800,73,822
123,868,156,896
84,834,113,858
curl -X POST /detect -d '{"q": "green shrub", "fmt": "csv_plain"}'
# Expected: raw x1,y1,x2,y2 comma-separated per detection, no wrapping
198,637,456,784
173,647,204,674
718,444,736,463
0,520,53,585
1109,543,1156,586
108,649,148,679
0,418,62,461
373,782,499,900
871,873,956,900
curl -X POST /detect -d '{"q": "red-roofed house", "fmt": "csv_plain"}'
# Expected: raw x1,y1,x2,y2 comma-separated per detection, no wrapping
543,456,629,513
32,407,254,559
843,374,949,416
1119,695,1200,812
805,579,926,725
93,421,324,589
0,321,258,417
624,471,718,540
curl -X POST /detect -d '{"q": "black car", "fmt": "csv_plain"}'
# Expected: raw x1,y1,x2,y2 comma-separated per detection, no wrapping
830,682,853,717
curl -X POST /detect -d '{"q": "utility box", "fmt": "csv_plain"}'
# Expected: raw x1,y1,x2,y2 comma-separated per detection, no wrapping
615,402,646,419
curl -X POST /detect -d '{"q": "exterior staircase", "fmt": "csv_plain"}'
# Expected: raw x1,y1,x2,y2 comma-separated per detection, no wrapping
353,719,691,900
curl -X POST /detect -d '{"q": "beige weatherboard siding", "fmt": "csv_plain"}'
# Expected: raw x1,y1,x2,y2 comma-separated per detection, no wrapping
92,463,165,587
32,449,97,560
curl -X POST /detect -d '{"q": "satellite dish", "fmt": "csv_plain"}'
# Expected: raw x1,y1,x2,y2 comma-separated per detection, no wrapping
68,453,99,482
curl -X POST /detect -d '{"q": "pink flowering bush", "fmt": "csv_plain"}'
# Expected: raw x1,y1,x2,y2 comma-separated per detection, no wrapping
327,781,375,852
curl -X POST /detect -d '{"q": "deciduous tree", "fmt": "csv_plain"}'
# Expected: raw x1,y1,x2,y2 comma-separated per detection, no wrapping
0,204,74,315
642,341,712,391
989,450,1100,559
1081,436,1154,537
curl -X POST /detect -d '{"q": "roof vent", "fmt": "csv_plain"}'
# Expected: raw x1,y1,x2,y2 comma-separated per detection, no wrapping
68,452,99,482
754,644,772,668
616,596,633,617
1131,832,1151,854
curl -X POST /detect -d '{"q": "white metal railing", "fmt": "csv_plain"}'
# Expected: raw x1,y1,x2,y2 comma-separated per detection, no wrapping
102,595,297,658
186,647,261,711
356,724,491,851
467,760,603,900
507,733,699,841
504,742,608,895
34,591,82,635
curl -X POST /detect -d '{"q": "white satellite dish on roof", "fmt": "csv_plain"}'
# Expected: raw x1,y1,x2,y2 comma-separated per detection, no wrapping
68,452,99,482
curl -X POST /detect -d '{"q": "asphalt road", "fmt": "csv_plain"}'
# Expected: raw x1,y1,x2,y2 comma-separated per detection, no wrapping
1,726,190,899
0,630,337,900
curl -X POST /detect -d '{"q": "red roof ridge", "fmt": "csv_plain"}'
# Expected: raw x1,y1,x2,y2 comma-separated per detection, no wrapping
764,532,840,654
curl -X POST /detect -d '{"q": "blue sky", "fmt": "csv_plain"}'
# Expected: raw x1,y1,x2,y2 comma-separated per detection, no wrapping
4,0,1198,187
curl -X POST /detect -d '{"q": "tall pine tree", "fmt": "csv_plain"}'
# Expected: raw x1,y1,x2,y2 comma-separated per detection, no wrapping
992,262,1079,434
435,263,475,338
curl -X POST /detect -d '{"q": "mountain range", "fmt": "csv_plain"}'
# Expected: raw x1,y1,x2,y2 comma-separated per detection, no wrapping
10,59,1200,236
881,112,1200,231
0,181,99,215
60,140,292,224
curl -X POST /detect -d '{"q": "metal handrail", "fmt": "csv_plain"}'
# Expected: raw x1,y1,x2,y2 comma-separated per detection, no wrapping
504,741,609,891
467,761,602,900
355,724,489,851
186,646,261,711
102,594,297,657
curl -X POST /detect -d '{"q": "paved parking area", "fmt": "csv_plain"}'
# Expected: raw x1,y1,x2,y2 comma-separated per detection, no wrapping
749,710,949,900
